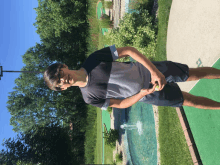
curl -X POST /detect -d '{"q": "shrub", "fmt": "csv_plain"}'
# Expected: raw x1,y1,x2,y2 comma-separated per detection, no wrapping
103,9,157,61
101,0,113,9
100,14,113,28
116,152,123,163
107,106,113,114
103,128,119,148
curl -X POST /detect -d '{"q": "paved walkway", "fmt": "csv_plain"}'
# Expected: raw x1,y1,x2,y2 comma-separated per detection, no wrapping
167,1,220,164
167,0,220,93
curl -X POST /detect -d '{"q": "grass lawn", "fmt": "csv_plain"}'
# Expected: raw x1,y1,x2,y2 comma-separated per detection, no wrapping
94,108,102,164
92,0,194,164
156,0,193,164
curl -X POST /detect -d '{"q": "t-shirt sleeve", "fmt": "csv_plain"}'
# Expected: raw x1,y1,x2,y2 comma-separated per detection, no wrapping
85,97,110,111
101,99,110,110
93,44,119,62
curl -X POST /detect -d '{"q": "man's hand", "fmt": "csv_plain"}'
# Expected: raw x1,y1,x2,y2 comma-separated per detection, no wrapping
140,83,158,96
150,70,167,91
127,47,167,90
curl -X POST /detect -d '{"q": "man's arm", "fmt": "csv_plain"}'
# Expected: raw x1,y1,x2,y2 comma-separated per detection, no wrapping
109,84,157,108
127,47,157,73
120,92,146,108
109,92,144,108
116,47,130,59
127,47,167,91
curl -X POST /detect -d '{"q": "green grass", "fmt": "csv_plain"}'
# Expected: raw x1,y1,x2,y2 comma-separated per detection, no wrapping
156,0,193,164
85,0,194,164
94,108,102,164
155,0,172,61
158,107,193,165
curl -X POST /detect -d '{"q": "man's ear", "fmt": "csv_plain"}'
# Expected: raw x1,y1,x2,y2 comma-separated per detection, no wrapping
60,78,65,83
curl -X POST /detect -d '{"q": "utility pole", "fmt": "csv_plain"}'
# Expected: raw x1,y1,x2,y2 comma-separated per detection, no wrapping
0,66,44,80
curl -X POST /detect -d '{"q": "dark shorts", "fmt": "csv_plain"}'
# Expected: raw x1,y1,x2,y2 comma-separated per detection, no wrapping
139,61,189,107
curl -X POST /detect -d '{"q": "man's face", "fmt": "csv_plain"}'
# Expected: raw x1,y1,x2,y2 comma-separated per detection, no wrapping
56,67,74,91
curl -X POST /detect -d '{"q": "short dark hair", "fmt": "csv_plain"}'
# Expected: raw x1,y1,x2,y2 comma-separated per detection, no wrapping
43,63,67,91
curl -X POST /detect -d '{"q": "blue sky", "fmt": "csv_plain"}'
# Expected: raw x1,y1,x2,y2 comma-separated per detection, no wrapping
0,0,41,151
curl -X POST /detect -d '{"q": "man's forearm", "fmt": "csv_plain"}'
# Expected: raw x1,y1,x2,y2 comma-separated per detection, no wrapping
128,47,158,73
120,92,145,109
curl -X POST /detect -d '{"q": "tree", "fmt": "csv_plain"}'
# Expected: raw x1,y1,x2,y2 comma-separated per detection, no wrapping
5,0,91,162
1,124,76,165
0,135,30,165
103,8,157,60
7,41,87,133
33,0,86,39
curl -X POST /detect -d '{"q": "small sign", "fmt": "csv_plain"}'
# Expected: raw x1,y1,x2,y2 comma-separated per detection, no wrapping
0,66,2,80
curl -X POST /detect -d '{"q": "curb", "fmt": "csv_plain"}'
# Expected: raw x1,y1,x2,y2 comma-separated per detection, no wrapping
176,107,203,165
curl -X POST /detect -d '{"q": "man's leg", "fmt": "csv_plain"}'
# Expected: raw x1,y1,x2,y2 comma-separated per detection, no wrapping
186,67,220,81
182,91,220,110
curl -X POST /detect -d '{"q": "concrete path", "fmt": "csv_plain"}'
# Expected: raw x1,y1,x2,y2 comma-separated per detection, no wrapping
167,1,220,164
167,0,220,92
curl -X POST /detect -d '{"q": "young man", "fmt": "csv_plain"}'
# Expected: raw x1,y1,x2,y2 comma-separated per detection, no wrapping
44,45,220,110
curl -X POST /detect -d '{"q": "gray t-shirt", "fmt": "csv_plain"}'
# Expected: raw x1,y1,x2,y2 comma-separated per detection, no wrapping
79,45,151,110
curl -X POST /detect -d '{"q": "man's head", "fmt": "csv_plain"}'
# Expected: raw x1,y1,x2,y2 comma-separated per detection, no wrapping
44,63,70,91
44,63,88,91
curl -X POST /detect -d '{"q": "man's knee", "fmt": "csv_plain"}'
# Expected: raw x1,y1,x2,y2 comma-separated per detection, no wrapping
182,91,198,107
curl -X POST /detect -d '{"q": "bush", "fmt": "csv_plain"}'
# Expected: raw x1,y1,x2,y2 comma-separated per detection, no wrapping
103,9,157,61
116,152,123,163
107,106,113,114
100,14,113,28
103,128,119,148
16,160,36,165
101,0,113,9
